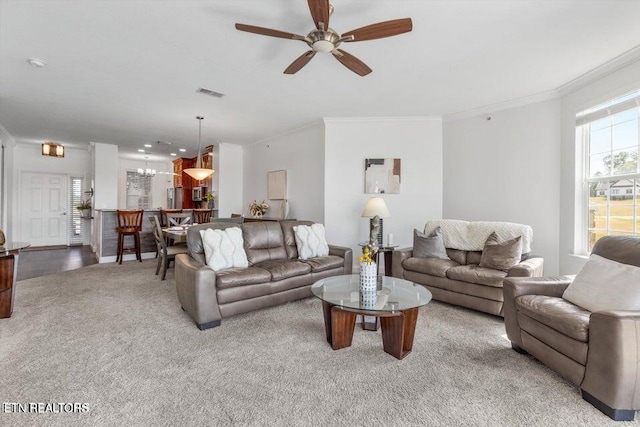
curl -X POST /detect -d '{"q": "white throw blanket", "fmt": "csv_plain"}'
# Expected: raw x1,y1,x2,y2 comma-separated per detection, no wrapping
424,219,533,253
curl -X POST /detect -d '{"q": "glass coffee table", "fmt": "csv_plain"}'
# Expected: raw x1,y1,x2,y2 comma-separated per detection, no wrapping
311,275,432,360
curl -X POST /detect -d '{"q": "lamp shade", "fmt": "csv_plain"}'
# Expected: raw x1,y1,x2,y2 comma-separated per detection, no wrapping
361,197,391,218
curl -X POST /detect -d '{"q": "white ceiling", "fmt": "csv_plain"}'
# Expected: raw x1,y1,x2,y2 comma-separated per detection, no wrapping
1,0,640,160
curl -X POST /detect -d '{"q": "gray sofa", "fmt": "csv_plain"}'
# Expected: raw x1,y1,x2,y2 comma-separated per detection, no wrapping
175,220,352,329
392,221,544,316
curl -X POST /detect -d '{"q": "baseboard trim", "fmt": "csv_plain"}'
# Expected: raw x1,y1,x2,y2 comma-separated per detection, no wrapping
581,390,636,421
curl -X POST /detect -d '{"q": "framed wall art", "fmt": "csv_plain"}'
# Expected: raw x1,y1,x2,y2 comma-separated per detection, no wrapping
364,158,401,194
267,170,287,200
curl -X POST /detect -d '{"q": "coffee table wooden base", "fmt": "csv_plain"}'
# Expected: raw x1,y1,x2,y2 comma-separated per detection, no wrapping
321,301,419,360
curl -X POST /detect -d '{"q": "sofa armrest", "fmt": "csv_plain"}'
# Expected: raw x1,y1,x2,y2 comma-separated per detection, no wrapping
503,276,573,346
581,311,640,412
175,254,222,329
507,256,544,278
392,247,413,278
329,245,353,274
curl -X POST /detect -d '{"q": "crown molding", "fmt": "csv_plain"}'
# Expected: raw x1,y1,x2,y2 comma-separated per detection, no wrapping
246,119,325,147
0,123,17,147
557,44,640,96
323,116,441,124
444,90,559,123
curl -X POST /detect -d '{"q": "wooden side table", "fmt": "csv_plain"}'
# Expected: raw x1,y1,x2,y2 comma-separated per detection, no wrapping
0,242,31,318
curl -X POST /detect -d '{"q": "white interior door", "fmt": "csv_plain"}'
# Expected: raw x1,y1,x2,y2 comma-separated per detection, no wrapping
21,172,68,247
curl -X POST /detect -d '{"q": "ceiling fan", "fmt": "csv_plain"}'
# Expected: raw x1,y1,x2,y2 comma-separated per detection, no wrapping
235,0,412,76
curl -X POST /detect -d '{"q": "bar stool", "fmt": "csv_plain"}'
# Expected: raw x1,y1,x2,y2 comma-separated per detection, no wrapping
192,209,213,224
116,210,143,264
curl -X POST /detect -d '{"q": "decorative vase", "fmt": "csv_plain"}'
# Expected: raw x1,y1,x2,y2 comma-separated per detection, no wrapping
359,262,378,309
0,229,5,246
279,199,289,219
80,209,91,219
208,200,214,209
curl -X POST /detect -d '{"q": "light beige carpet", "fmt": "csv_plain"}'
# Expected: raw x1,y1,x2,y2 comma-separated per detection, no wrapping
0,260,636,426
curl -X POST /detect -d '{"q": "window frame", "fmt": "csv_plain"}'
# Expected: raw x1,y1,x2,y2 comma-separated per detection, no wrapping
578,91,640,254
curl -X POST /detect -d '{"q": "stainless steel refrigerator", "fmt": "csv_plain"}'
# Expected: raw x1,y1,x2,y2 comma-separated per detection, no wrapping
167,188,183,209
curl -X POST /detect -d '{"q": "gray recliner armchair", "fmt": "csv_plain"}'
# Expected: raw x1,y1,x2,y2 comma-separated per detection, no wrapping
503,236,640,421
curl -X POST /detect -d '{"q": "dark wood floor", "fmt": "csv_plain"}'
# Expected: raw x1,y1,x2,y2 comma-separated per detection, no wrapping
17,245,98,281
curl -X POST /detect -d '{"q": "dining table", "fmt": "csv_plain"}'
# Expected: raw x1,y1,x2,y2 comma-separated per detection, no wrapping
162,226,189,244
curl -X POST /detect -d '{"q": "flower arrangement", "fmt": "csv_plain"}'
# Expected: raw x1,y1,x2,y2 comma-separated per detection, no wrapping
76,199,91,210
249,200,269,217
358,245,376,264
203,192,215,202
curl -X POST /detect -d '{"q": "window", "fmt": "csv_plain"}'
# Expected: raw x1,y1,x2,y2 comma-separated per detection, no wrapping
577,90,640,253
70,177,84,244
126,171,152,209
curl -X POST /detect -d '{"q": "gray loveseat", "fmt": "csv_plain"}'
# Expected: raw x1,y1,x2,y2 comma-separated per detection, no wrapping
392,220,544,316
175,220,352,329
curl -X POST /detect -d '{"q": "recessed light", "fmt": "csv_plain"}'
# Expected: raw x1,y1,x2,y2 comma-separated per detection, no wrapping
170,153,177,156
144,144,152,148
28,57,46,68
137,149,145,153
179,148,186,152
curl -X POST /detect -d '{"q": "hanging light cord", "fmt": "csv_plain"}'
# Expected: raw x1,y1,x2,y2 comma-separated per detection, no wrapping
196,116,204,168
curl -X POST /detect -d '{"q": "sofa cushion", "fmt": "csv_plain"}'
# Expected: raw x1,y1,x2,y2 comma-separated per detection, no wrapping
243,222,287,265
446,249,467,265
446,265,507,287
294,224,329,260
255,260,311,281
403,257,460,278
302,255,344,273
479,232,522,272
466,251,482,265
216,267,272,290
413,227,449,259
516,295,590,342
562,253,640,312
200,227,248,271
280,220,314,259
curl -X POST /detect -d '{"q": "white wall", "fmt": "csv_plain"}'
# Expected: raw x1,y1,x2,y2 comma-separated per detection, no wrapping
443,99,562,275
11,143,91,242
324,117,443,267
560,60,640,274
218,143,243,217
93,142,118,210
243,122,325,222
117,158,173,209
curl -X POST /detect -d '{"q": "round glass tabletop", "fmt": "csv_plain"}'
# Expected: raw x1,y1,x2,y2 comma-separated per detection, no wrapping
311,274,432,313
0,242,31,254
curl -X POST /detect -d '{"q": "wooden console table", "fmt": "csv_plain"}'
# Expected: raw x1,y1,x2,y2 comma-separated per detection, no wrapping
0,242,30,318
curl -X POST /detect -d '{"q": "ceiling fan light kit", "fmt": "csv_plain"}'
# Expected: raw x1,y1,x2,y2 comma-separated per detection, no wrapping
236,0,412,76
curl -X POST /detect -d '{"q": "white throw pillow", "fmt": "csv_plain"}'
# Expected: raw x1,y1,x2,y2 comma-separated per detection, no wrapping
293,224,329,260
199,227,248,271
562,254,640,312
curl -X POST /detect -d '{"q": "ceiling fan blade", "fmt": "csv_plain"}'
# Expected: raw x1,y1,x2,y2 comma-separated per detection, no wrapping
307,0,330,30
284,51,316,74
332,49,372,76
342,18,413,42
235,23,305,41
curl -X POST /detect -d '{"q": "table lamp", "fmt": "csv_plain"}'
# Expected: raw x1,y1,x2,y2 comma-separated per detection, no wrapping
361,197,391,250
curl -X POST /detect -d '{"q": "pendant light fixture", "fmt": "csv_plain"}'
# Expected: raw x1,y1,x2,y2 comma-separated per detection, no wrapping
184,116,214,181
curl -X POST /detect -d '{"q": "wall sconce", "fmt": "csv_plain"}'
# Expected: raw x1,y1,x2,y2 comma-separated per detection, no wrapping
42,142,64,158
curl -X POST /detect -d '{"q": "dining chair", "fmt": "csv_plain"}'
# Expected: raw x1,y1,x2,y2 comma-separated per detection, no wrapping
160,209,182,227
167,213,191,226
149,215,188,280
192,209,213,224
116,210,143,264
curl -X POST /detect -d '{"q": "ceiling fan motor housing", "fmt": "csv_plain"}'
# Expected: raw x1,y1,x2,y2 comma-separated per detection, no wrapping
308,29,340,52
